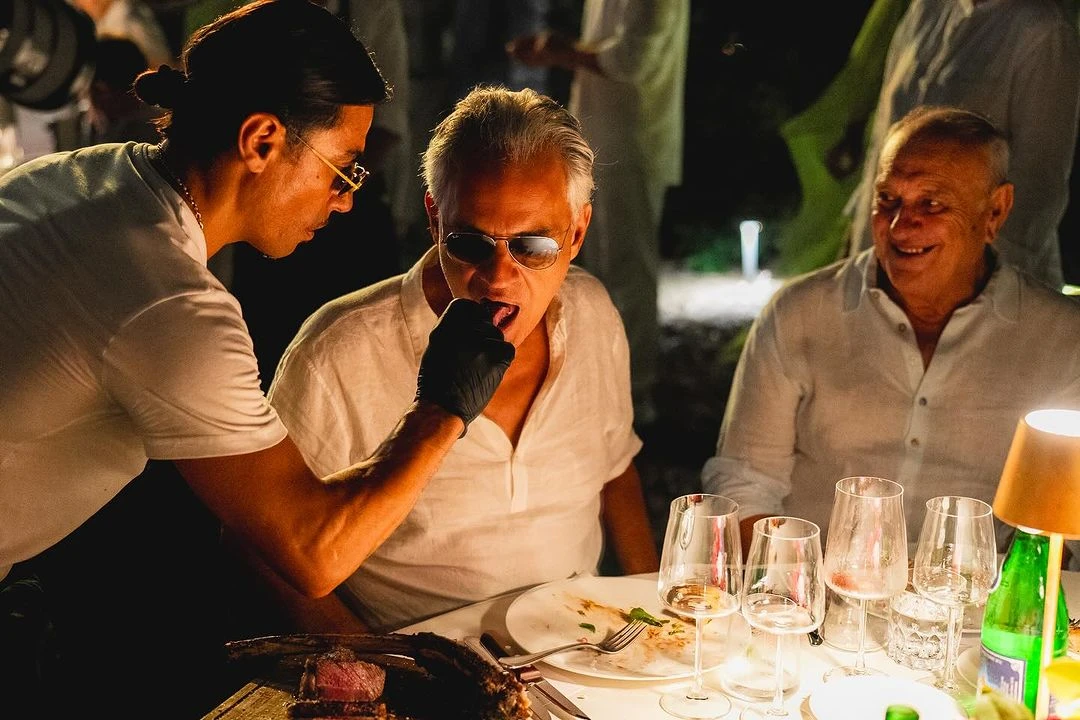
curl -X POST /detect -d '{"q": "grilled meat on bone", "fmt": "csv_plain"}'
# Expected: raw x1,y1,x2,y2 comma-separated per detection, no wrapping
225,632,531,720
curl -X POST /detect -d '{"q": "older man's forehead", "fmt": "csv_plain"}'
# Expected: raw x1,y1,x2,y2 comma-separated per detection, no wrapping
880,134,992,179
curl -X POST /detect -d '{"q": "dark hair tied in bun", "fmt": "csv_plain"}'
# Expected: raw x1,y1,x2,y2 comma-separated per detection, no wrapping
133,65,188,111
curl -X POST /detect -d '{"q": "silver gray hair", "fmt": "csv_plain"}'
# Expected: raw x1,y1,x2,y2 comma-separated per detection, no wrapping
422,85,595,217
887,105,1011,187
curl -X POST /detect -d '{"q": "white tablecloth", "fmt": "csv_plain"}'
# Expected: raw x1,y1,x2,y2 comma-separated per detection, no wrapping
398,572,1080,720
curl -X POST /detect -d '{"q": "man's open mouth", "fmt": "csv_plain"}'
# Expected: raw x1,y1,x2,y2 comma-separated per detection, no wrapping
481,299,519,331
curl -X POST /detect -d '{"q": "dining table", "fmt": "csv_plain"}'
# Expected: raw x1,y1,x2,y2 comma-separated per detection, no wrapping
203,570,1080,720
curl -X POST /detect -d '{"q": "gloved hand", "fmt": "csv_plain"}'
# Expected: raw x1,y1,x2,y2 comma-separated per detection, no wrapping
416,298,515,433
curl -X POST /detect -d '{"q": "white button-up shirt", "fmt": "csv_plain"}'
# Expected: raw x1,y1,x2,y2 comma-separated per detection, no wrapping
702,250,1080,550
269,251,641,630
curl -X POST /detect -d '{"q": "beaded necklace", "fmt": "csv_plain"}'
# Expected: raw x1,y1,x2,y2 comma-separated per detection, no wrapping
155,145,203,229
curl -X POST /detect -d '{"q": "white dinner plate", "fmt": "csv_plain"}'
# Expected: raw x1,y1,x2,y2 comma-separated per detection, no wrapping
504,575,738,681
808,675,964,720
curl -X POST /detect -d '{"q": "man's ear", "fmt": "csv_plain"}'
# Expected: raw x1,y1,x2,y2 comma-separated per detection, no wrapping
237,113,287,173
424,191,440,245
567,202,592,262
986,182,1014,242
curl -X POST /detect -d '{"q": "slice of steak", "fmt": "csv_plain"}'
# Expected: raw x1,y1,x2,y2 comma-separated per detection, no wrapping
298,649,386,702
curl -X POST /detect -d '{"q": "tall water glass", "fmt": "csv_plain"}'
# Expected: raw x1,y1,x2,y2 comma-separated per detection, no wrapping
912,496,996,702
821,476,908,681
740,517,825,720
658,494,743,719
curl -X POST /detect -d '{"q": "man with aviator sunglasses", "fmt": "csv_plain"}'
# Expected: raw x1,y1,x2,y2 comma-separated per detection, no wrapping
258,86,659,632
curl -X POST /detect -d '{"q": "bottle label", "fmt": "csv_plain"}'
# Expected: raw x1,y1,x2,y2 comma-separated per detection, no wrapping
980,645,1026,703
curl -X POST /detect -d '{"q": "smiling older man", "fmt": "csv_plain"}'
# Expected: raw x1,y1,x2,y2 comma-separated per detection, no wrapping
253,86,658,632
702,106,1080,554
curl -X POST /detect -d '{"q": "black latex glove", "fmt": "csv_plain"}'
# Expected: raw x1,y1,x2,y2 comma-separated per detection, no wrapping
416,298,515,433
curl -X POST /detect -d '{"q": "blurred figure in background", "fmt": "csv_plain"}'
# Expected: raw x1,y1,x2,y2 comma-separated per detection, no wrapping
507,0,690,426
845,0,1080,290
349,0,422,254
11,0,172,163
82,36,163,145
72,0,174,68
448,0,554,100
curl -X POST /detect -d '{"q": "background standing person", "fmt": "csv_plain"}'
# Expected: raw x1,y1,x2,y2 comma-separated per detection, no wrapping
348,0,420,252
72,0,175,68
845,0,1080,290
11,0,173,162
0,1,512,716
507,0,690,426
82,36,164,145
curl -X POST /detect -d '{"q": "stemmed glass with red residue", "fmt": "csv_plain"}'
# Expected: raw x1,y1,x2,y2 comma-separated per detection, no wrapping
820,476,909,681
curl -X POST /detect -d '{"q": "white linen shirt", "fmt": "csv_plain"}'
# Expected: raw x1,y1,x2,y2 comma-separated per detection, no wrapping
269,251,642,630
848,0,1080,289
701,249,1080,549
0,143,287,580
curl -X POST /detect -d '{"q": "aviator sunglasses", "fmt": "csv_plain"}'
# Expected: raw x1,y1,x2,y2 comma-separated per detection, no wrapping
441,226,571,271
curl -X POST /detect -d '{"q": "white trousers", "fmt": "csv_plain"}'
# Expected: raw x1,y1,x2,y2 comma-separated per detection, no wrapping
577,159,668,416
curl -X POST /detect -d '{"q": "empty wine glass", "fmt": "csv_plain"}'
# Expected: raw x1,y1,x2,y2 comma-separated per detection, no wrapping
740,517,825,719
657,494,743,719
821,476,908,681
912,496,996,703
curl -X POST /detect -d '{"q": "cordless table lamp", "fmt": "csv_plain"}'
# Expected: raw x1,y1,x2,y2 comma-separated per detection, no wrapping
993,408,1080,720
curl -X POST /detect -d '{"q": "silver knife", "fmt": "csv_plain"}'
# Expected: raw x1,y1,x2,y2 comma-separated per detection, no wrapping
465,636,552,720
480,632,592,720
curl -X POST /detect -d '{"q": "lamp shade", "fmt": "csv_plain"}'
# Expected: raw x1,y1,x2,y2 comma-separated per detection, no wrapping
993,409,1080,538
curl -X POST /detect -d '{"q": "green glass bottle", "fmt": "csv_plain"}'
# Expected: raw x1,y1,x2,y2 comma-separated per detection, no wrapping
979,529,1068,712
884,705,919,720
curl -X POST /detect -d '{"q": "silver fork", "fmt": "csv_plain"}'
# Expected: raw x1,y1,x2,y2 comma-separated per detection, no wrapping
497,619,648,669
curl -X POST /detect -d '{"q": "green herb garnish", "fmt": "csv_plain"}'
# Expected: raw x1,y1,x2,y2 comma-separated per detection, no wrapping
628,607,668,627
578,622,596,632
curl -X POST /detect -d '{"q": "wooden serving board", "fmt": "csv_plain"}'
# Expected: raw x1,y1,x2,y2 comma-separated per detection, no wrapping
202,680,293,720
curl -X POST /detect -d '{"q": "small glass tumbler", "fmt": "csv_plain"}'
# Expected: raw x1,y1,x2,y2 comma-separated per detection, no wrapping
886,587,953,671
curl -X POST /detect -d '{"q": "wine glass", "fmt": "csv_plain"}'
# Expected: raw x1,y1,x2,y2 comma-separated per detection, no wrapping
911,496,996,702
740,517,825,720
657,494,743,719
821,476,908,681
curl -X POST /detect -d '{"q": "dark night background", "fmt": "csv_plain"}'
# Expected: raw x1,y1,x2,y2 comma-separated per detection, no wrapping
141,0,881,273
5,4,1079,716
